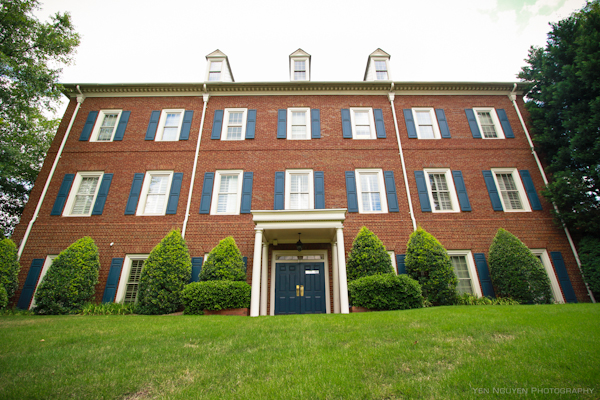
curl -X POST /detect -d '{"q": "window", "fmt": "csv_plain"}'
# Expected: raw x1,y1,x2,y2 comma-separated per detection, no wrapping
530,249,565,303
356,169,388,213
285,170,314,209
210,170,244,215
90,110,122,142
447,251,482,297
116,255,149,303
155,109,184,141
63,172,103,216
423,169,460,213
29,255,57,309
136,171,174,216
294,60,307,81
287,108,311,140
374,60,388,80
474,108,504,139
491,169,531,212
221,108,247,140
350,108,376,139
209,61,222,81
412,108,441,139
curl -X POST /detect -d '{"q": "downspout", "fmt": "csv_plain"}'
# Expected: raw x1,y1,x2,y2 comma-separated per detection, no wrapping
388,85,417,231
17,86,85,259
181,86,209,238
510,83,596,303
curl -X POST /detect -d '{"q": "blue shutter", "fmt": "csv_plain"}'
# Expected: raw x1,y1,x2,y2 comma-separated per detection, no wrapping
17,259,44,309
79,111,98,141
51,174,75,216
474,253,495,298
102,258,123,303
125,173,144,215
179,110,193,140
243,256,248,274
519,170,542,210
166,172,183,214
404,109,417,138
384,171,399,212
465,109,482,138
113,111,130,141
345,171,358,213
550,252,578,303
435,109,451,138
240,172,253,213
414,171,431,212
374,108,386,138
341,109,352,138
314,171,325,209
211,110,223,139
452,171,471,212
277,109,287,139
246,110,257,139
496,109,514,138
199,172,215,214
91,173,113,215
396,254,406,274
190,257,203,283
482,171,503,211
145,111,160,140
311,109,321,139
274,171,285,210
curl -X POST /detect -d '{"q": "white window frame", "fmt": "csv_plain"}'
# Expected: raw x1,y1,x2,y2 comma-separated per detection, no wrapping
29,255,58,309
473,108,505,139
372,58,390,80
285,169,314,210
90,110,122,142
221,108,247,141
116,254,149,304
530,249,565,304
62,171,104,217
412,108,441,139
491,168,531,212
388,251,397,274
423,168,460,213
350,108,376,140
287,108,312,140
355,168,388,213
447,250,482,297
210,170,244,215
136,171,174,216
207,60,224,81
155,109,185,141
291,58,309,81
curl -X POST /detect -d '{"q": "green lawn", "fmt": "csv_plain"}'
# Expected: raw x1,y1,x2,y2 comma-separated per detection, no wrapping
1,304,598,399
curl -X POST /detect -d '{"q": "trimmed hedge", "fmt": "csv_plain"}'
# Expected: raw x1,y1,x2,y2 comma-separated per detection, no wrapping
348,274,424,310
579,236,600,294
136,230,192,315
199,236,246,282
346,227,394,281
0,284,7,309
456,293,520,306
0,238,21,300
488,228,553,304
181,281,251,314
33,237,100,315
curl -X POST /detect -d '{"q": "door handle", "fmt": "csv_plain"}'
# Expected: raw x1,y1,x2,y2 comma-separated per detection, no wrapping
300,285,304,297
296,285,300,296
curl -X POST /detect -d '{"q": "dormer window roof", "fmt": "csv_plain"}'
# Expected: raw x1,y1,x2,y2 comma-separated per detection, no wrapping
289,49,311,81
364,48,391,81
205,49,234,82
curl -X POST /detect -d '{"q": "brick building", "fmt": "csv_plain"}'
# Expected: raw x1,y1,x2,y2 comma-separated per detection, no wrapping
11,49,593,315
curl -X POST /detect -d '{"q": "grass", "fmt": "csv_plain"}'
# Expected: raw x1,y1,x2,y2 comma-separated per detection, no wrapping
0,304,599,399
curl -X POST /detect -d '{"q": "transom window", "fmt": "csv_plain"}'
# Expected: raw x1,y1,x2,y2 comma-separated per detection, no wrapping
423,169,460,213
294,60,306,81
124,259,144,304
412,108,440,139
91,110,122,142
209,61,222,81
63,172,103,217
287,108,311,140
136,171,173,216
374,60,388,80
355,169,388,213
210,170,244,215
156,109,184,141
350,108,376,139
474,108,504,139
285,170,314,210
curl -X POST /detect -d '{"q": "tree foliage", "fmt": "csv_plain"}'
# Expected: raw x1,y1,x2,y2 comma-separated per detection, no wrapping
518,0,600,236
0,238,20,300
0,0,80,236
199,236,246,282
579,236,600,295
346,227,394,281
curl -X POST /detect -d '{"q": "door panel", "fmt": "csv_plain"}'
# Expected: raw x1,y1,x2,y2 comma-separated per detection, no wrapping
301,263,326,314
275,262,325,315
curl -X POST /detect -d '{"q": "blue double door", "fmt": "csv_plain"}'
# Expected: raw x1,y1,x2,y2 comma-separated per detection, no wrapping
275,262,326,315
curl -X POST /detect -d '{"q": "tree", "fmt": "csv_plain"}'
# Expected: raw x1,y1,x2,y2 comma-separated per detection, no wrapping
346,227,394,281
579,236,600,296
199,236,246,282
0,238,20,300
0,0,80,236
518,0,600,237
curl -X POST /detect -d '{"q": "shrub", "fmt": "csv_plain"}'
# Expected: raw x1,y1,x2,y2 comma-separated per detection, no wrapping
81,302,136,315
199,236,246,282
346,227,394,281
136,230,192,315
456,293,520,306
405,227,458,305
0,238,21,300
579,236,600,295
348,274,424,310
33,237,100,315
0,284,7,309
181,281,251,314
488,228,553,304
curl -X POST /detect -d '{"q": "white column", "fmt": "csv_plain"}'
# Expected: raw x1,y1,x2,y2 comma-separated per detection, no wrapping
336,227,349,314
250,228,263,317
332,241,340,313
260,243,268,316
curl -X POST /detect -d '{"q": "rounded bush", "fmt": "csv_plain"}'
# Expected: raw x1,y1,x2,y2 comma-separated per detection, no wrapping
488,228,553,304
405,227,458,305
346,227,394,281
0,238,21,300
348,274,423,310
33,237,100,315
0,284,8,309
579,236,600,295
199,236,246,282
136,230,192,315
181,281,251,314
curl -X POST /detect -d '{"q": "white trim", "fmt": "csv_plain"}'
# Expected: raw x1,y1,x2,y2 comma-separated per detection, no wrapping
531,249,565,304
90,110,122,142
210,170,244,215
423,168,460,213
355,169,388,213
155,109,185,141
491,168,531,212
473,107,505,139
350,108,376,139
29,255,58,309
62,171,104,217
412,108,441,139
285,169,314,210
136,171,174,216
220,108,247,140
447,250,482,297
286,108,312,140
116,254,149,303
388,251,397,274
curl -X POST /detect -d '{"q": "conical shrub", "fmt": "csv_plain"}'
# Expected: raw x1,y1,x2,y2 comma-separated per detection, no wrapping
346,227,394,281
0,238,21,300
199,236,246,282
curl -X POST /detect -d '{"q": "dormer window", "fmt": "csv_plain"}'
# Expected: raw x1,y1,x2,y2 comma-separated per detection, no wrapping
374,60,388,80
294,60,307,81
209,61,222,81
364,48,391,81
289,49,311,81
205,50,234,82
